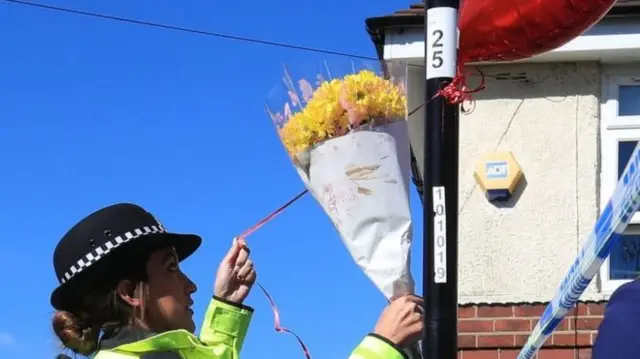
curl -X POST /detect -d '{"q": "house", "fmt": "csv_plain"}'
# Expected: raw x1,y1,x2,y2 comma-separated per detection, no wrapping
365,1,640,358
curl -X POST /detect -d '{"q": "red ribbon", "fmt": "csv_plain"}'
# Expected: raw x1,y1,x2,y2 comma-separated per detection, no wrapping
236,189,308,239
257,283,312,359
434,66,486,111
236,189,311,359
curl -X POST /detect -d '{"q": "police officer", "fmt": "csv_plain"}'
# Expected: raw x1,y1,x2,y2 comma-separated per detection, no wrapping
51,203,424,359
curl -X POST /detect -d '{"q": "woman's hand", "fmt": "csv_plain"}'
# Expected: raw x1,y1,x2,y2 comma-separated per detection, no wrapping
373,295,424,347
214,238,257,304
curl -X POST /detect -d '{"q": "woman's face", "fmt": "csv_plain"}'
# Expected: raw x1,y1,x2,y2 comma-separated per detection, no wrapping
144,247,198,333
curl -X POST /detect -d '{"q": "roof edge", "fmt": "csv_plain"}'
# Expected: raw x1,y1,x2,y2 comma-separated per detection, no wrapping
365,15,424,60
364,4,640,56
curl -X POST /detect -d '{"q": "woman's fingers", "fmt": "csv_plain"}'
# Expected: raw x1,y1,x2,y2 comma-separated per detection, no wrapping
236,259,254,278
243,267,257,284
236,258,257,284
222,238,243,265
234,243,250,267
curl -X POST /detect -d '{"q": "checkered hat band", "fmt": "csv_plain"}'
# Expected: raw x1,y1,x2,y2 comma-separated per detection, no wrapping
60,223,165,283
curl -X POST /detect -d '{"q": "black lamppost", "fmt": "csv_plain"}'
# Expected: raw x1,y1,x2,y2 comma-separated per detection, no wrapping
423,1,461,359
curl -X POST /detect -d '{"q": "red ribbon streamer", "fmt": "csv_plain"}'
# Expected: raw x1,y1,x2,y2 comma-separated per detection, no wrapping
236,189,311,359
434,66,487,110
257,283,312,359
236,189,308,239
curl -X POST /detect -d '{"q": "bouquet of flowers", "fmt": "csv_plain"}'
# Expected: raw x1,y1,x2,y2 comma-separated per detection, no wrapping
266,60,414,300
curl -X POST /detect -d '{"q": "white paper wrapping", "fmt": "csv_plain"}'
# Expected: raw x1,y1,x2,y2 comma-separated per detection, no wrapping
294,120,414,299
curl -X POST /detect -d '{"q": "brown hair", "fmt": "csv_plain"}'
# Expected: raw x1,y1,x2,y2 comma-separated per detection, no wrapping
52,251,151,356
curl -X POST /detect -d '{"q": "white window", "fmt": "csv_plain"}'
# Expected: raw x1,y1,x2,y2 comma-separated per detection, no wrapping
600,73,640,293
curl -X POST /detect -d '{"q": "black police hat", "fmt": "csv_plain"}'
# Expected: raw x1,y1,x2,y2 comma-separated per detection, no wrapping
50,203,201,310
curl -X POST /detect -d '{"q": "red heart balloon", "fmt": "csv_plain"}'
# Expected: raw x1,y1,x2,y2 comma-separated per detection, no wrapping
459,0,616,63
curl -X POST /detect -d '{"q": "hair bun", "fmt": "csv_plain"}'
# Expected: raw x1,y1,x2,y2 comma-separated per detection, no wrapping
52,310,98,356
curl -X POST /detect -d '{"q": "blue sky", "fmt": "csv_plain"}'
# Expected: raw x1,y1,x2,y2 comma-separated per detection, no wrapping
0,1,426,358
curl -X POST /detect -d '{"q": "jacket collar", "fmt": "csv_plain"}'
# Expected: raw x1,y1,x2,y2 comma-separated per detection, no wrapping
99,327,155,351
99,326,198,353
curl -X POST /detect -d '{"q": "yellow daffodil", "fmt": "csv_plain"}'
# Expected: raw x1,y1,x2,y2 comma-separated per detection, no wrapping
278,70,406,155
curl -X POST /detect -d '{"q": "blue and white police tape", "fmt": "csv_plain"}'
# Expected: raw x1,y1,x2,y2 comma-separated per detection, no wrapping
517,143,640,359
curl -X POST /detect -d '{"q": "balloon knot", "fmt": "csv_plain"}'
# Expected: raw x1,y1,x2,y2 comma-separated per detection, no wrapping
436,68,486,112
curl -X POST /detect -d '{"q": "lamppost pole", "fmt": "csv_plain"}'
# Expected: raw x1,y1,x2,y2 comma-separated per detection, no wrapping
422,1,460,359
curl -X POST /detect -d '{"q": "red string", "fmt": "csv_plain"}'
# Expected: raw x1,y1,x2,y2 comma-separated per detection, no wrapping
257,283,312,359
434,66,486,111
235,189,311,359
236,189,308,239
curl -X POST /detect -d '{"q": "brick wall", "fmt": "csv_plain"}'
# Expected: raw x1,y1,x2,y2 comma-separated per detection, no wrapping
456,302,606,359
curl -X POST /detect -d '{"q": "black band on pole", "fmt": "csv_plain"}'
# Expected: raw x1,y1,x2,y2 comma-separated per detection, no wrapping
423,1,460,359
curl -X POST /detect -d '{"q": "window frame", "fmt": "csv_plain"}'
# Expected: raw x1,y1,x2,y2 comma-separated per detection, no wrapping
600,73,640,293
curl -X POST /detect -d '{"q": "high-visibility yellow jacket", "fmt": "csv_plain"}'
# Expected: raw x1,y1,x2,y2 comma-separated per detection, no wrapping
92,298,406,359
